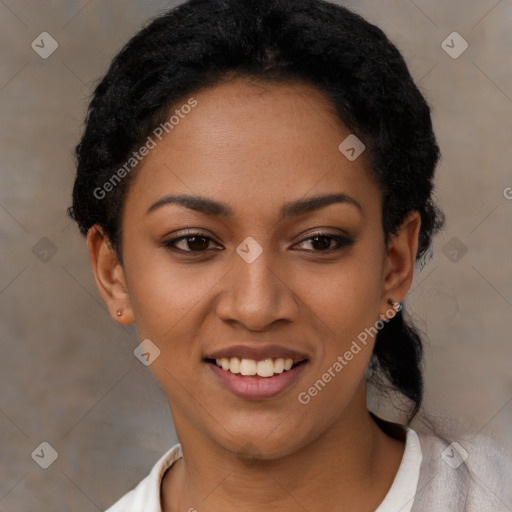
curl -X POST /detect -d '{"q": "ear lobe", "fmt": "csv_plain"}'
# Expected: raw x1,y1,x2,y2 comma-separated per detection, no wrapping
381,211,421,311
87,225,134,325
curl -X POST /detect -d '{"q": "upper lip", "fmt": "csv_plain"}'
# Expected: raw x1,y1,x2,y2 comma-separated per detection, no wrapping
204,344,309,364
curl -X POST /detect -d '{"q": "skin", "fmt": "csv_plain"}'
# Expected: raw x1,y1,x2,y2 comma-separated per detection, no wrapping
88,77,421,512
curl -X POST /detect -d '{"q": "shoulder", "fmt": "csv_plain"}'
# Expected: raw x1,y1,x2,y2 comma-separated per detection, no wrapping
104,444,183,512
412,432,512,512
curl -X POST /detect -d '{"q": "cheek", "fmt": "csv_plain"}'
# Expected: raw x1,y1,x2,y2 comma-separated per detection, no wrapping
300,247,384,341
124,247,225,338
294,268,380,423
292,243,384,407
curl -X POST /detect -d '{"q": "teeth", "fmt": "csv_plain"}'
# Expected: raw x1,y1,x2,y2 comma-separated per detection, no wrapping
274,358,284,373
240,359,257,376
229,357,241,374
214,357,297,377
256,359,274,378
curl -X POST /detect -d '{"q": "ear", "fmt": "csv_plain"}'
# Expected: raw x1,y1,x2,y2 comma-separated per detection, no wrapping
87,225,134,325
380,211,421,316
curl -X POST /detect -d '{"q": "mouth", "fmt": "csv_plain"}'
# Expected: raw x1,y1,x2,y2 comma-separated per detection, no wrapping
205,356,308,378
203,353,310,400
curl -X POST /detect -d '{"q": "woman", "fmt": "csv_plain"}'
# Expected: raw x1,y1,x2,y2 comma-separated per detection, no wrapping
68,0,509,510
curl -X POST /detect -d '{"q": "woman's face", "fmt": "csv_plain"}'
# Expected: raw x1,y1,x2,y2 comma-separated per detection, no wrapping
92,77,418,459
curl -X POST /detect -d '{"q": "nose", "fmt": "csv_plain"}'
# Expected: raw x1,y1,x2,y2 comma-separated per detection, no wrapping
215,247,299,331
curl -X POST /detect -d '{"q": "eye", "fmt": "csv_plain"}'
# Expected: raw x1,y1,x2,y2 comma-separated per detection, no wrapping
161,230,354,255
294,232,354,252
162,232,221,253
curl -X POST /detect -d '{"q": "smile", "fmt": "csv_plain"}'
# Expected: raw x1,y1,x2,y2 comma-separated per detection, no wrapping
213,357,300,378
205,357,309,400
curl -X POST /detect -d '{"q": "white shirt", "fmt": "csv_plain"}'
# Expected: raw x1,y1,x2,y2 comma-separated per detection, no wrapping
105,429,423,512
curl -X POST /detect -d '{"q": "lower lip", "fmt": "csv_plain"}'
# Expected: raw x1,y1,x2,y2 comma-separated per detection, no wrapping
206,361,308,400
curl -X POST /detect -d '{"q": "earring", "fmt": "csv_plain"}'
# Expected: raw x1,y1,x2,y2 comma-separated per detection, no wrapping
117,309,123,317
387,298,402,312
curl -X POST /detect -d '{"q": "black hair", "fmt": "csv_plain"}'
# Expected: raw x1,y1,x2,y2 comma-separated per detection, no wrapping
68,0,445,421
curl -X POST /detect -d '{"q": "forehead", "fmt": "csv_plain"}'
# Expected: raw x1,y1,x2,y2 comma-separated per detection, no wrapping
125,77,381,220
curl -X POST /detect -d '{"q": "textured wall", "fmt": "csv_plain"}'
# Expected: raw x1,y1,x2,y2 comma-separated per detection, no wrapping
1,0,511,510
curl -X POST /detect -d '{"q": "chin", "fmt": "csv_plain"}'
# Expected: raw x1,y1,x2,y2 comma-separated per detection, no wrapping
213,422,314,462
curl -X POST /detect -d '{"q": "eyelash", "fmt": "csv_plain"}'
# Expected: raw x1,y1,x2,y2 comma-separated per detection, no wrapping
161,231,354,255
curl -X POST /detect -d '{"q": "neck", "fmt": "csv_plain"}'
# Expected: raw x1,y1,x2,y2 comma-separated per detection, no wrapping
162,387,405,512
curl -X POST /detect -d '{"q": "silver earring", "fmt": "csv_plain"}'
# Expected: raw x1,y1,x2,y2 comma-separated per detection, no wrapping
117,309,123,317
387,298,402,312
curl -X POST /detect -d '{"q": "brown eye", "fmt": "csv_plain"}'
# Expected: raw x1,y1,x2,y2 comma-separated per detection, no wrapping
296,232,354,252
163,233,219,252
309,234,333,251
182,235,210,252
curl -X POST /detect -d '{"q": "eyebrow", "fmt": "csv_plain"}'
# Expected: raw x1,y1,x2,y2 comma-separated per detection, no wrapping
146,192,363,218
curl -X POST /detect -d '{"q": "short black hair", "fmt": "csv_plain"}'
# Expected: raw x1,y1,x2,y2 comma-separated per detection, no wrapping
68,0,445,420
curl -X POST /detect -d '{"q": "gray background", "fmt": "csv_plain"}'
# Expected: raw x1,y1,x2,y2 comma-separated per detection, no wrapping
0,0,511,510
